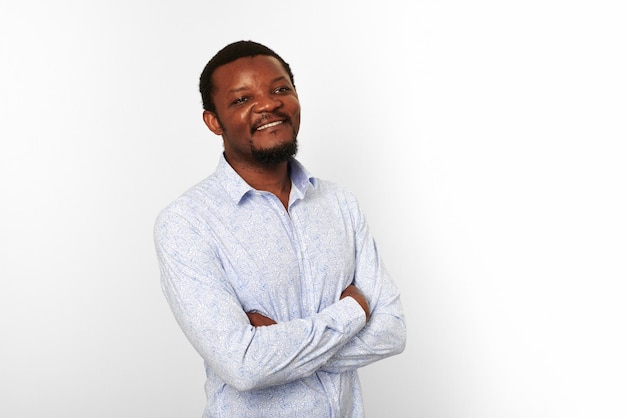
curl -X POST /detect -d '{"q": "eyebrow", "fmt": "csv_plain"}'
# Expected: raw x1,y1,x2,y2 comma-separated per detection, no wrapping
227,76,288,94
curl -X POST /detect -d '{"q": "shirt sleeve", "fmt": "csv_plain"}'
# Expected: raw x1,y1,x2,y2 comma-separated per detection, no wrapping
154,209,366,392
320,192,407,373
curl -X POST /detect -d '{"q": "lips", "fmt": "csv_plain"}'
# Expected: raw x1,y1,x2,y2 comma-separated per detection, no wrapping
256,120,284,131
251,112,291,134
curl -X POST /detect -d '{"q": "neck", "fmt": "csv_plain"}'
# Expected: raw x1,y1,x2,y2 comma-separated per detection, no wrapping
226,156,292,209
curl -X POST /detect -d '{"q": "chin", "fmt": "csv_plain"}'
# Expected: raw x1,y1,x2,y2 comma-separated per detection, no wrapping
252,138,298,167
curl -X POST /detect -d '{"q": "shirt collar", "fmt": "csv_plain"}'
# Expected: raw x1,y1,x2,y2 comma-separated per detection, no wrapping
214,153,318,205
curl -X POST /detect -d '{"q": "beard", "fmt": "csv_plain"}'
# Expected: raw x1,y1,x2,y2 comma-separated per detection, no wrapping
251,137,298,167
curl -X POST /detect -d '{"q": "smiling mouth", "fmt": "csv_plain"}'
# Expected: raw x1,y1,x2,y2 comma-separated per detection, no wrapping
256,120,284,131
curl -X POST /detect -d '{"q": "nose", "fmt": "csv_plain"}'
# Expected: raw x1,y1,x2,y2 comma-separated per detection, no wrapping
254,93,282,113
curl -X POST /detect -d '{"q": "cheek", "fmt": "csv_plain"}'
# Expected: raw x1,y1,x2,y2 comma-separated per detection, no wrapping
236,107,253,127
220,108,251,136
287,99,301,120
292,105,301,125
288,96,301,110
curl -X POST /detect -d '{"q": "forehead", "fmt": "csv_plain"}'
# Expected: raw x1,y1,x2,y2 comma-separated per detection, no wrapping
211,55,290,93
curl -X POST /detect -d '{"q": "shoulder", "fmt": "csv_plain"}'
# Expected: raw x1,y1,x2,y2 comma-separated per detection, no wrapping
154,175,225,238
159,175,216,212
310,177,360,208
291,158,357,205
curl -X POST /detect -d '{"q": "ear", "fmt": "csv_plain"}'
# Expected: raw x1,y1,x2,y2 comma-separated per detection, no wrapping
203,111,223,135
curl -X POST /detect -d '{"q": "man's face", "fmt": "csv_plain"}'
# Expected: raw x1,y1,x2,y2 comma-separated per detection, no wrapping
204,55,301,167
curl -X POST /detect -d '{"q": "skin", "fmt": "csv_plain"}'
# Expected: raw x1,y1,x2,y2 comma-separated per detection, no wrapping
247,285,370,326
203,55,301,209
203,55,370,326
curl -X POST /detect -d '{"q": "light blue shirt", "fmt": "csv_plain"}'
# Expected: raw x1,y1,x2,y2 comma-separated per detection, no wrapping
154,155,406,417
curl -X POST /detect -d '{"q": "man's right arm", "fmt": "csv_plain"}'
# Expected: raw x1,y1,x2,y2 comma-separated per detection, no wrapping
154,210,367,392
247,284,370,327
340,284,370,322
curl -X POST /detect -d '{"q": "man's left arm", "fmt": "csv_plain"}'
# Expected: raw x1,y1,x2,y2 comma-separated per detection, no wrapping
320,195,407,373
248,192,406,373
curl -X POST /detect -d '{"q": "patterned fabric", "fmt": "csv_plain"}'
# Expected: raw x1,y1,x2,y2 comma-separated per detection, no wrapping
154,155,406,417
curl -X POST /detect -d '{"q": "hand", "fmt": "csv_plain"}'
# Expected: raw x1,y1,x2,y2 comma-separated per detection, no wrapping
246,311,277,327
340,284,370,322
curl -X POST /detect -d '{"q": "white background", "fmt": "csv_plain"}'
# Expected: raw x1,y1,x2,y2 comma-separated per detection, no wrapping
1,1,625,417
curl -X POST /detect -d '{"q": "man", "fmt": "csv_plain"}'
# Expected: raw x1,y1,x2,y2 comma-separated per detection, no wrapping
154,40,406,417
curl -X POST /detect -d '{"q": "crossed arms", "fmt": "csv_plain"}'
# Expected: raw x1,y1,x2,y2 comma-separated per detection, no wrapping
155,203,406,392
247,284,371,326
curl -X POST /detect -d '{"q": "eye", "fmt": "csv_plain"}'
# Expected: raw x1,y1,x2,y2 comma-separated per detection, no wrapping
231,96,249,106
273,86,291,94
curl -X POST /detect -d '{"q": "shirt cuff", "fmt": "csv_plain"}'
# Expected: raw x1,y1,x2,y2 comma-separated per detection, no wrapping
322,296,367,338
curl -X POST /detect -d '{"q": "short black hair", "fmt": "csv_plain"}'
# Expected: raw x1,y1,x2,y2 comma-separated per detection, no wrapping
199,40,295,113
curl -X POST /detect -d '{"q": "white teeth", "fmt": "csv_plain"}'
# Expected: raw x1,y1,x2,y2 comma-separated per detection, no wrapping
257,120,283,130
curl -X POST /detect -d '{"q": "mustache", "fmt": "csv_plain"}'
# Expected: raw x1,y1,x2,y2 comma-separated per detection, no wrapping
250,111,292,134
